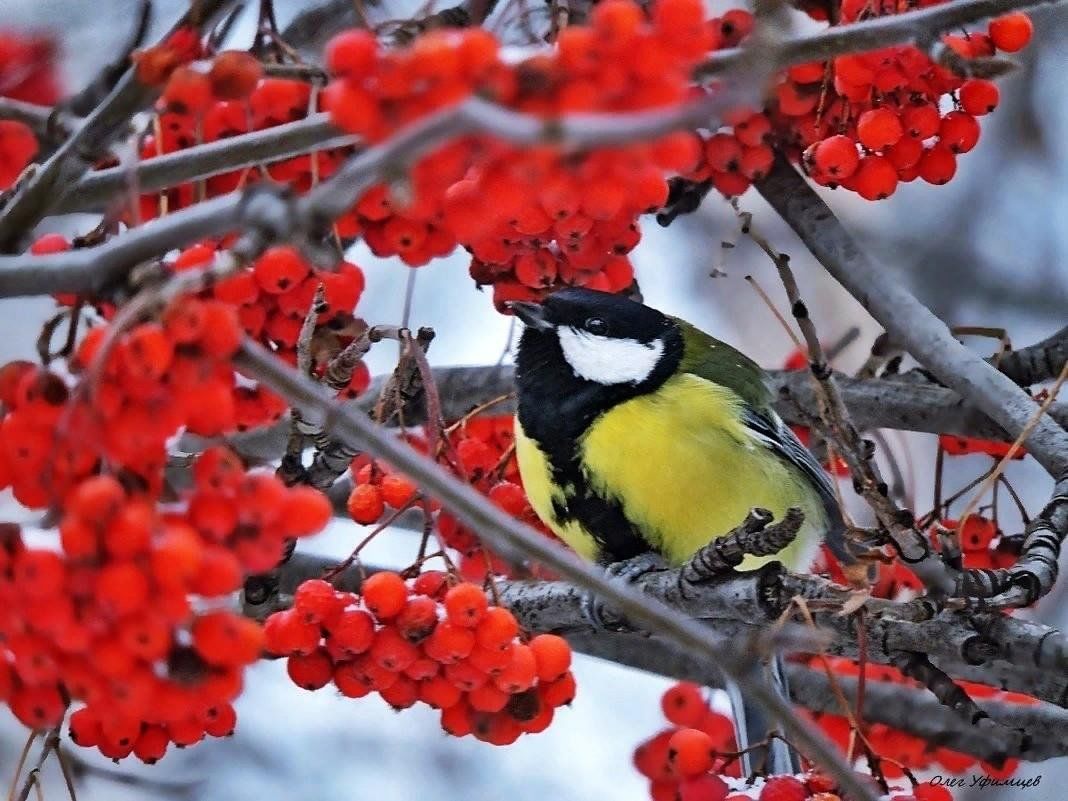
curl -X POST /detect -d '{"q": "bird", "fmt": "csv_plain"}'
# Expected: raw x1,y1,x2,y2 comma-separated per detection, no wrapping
508,287,849,774
510,287,848,572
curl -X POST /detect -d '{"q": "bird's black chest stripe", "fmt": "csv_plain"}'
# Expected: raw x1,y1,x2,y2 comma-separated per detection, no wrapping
519,398,652,564
515,324,684,564
541,434,652,565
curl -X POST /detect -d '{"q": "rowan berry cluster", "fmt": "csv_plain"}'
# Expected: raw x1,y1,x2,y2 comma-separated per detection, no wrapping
0,297,246,510
785,11,1033,199
124,38,362,221
321,0,739,304
178,240,367,378
634,681,740,801
38,230,369,426
264,573,575,744
0,31,60,189
636,682,962,801
802,656,1030,782
345,415,558,580
0,444,331,764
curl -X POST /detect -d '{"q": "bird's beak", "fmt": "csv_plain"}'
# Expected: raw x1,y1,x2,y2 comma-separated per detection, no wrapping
507,301,553,331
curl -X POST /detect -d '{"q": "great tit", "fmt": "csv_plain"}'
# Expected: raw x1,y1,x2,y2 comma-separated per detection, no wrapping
510,287,848,572
509,287,846,776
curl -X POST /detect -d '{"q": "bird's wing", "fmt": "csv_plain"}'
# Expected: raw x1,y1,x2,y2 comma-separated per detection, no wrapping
673,319,852,563
740,406,853,563
672,318,773,412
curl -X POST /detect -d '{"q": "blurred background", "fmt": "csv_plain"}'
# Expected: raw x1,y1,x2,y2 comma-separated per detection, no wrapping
1,0,1067,798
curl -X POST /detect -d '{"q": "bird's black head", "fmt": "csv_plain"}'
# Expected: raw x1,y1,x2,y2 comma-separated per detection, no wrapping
511,289,683,443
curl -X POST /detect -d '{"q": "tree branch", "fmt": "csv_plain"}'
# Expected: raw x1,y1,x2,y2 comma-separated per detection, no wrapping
997,324,1068,387
696,0,1066,78
232,338,880,801
257,551,1068,763
54,113,357,214
0,93,756,298
756,160,1068,609
0,0,238,252
756,160,1068,479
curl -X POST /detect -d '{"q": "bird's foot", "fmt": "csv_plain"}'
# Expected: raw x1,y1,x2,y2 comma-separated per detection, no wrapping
580,551,669,631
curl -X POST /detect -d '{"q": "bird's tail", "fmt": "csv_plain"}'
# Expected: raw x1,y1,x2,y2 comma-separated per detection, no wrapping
725,653,800,777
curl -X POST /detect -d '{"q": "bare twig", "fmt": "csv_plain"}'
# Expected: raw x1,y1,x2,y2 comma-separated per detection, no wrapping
0,0,237,251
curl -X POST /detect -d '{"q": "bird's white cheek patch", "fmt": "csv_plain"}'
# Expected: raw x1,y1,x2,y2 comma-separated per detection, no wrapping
557,327,664,385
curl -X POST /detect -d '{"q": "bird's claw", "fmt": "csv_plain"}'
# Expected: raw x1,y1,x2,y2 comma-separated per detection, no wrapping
580,552,668,631
606,551,669,581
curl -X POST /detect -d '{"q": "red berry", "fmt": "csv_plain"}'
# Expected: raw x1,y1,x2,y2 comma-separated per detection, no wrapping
444,582,488,627
208,51,263,100
856,107,904,150
902,103,941,139
813,135,859,179
988,12,1032,52
254,246,310,293
362,571,408,620
529,633,572,682
287,648,334,690
852,156,898,200
326,30,379,80
328,608,376,655
759,776,807,801
667,728,715,776
347,483,385,524
918,146,957,185
661,682,707,727
959,79,999,115
939,111,980,153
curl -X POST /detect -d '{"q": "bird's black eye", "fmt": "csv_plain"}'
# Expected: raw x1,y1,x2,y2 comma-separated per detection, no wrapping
584,317,608,336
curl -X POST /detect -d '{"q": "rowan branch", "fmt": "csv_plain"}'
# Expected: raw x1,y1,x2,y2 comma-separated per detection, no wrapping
697,0,1065,78
54,113,358,214
0,99,77,148
573,634,1068,762
0,93,755,299
997,324,1068,387
756,160,1068,609
756,160,1068,479
232,337,880,801
259,551,1068,762
0,0,237,251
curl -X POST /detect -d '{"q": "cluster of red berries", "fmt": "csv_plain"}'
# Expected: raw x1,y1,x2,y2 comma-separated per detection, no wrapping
264,573,575,744
40,229,369,427
0,445,332,763
176,239,367,380
71,296,246,486
783,10,1033,199
345,415,557,580
126,34,359,221
633,681,740,801
803,657,1029,782
0,30,61,189
636,682,962,801
321,0,746,306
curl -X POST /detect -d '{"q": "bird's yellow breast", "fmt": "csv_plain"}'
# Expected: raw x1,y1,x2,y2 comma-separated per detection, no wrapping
515,373,826,569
